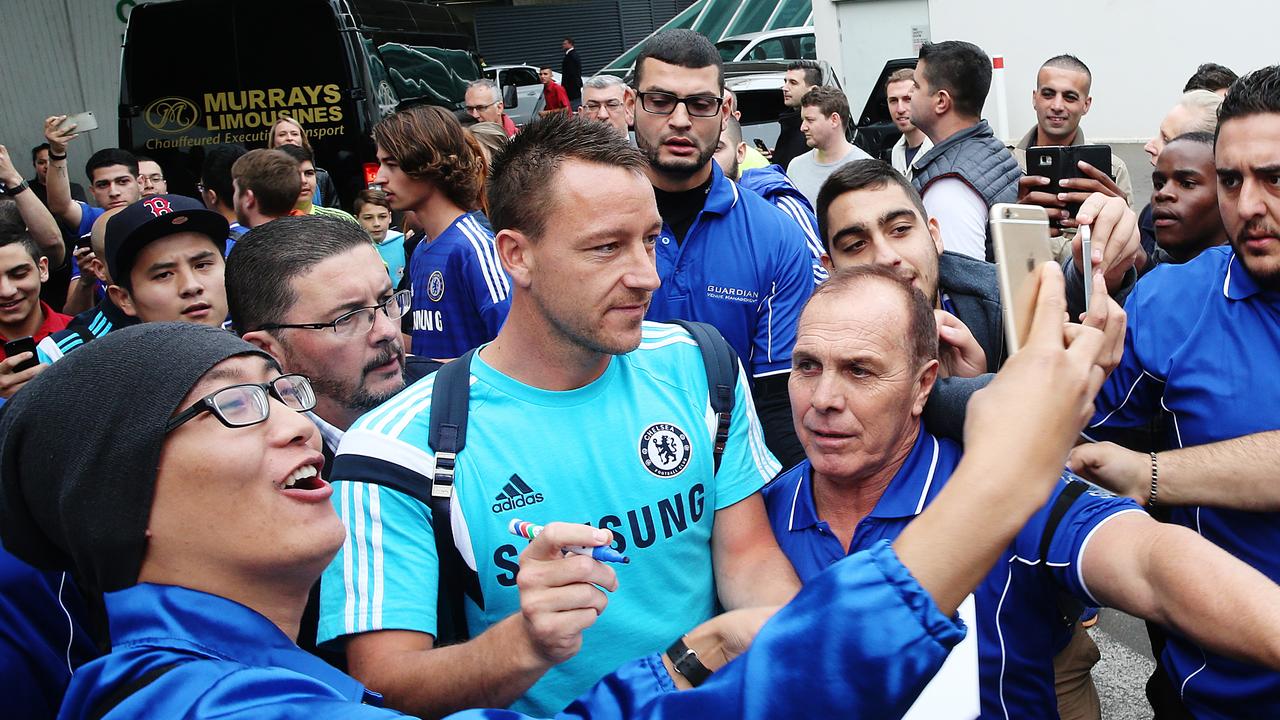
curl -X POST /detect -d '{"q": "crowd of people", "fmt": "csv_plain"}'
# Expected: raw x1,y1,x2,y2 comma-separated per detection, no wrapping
0,25,1277,720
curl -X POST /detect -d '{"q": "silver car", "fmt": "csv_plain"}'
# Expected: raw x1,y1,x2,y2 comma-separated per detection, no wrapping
482,64,560,127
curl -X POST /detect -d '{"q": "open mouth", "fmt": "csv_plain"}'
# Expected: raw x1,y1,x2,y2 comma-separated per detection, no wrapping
280,463,325,491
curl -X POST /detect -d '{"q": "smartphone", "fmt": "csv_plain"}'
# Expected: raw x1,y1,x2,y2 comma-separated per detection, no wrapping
58,111,99,134
1025,144,1112,217
1080,224,1093,314
4,336,39,372
990,204,1055,355
753,138,770,154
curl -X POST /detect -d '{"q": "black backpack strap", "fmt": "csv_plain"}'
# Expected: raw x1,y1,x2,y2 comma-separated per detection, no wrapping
1040,478,1091,628
89,662,181,720
424,350,484,644
668,320,739,474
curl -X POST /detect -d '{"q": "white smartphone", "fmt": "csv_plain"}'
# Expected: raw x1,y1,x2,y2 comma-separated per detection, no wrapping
990,204,1055,355
58,111,99,134
1079,224,1093,314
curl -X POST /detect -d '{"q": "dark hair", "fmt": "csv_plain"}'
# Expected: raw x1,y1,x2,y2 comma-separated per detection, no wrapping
226,216,374,333
85,148,139,183
1217,65,1280,140
635,29,724,90
230,149,301,217
1041,54,1091,81
276,143,314,164
200,144,248,209
31,143,50,164
488,113,647,240
1184,62,1239,94
353,188,391,215
917,41,991,118
816,159,929,251
807,264,938,368
800,86,850,128
372,105,487,211
540,65,555,73
1166,131,1217,150
0,231,44,265
563,37,574,45
786,60,823,88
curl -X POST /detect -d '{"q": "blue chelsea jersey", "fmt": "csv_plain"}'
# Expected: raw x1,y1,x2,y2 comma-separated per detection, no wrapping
408,212,510,358
319,322,780,715
646,164,814,377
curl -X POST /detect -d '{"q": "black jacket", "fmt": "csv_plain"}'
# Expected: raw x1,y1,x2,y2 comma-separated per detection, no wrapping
772,110,809,173
561,48,583,99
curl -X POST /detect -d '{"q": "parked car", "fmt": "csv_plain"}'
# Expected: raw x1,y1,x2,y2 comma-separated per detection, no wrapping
722,60,839,153
482,64,555,127
715,27,816,63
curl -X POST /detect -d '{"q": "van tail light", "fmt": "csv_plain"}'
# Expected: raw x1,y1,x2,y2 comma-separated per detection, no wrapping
363,163,379,187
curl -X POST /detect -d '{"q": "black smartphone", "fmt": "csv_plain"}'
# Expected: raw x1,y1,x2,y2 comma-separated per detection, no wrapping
753,138,770,154
1026,144,1113,217
4,336,39,371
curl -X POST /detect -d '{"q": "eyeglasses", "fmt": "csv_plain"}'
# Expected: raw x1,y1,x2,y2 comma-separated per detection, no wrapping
465,100,499,113
196,182,206,194
637,91,723,118
167,374,316,432
585,99,625,113
140,173,165,185
256,290,412,337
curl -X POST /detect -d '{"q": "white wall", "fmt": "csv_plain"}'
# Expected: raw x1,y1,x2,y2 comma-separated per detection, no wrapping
0,0,160,187
928,0,1280,142
813,0,929,109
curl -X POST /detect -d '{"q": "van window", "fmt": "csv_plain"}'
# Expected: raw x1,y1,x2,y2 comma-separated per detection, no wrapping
505,67,540,87
376,43,477,107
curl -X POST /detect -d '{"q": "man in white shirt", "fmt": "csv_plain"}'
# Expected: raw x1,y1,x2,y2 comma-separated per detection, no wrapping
786,86,870,206
885,68,932,176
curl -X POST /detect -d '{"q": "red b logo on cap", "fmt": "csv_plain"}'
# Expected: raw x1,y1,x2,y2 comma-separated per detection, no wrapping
142,196,173,217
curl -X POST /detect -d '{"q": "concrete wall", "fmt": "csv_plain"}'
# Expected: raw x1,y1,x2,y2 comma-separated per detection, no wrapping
0,0,134,186
929,0,1279,142
813,0,1280,143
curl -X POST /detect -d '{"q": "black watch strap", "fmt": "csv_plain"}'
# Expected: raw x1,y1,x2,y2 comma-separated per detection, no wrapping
666,635,712,687
1,179,29,196
48,152,67,161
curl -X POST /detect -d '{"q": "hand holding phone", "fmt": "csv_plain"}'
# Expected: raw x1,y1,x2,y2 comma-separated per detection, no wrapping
4,337,39,372
57,111,99,135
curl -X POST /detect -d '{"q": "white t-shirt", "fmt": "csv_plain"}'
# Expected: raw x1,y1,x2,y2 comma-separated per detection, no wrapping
921,177,989,261
787,144,872,206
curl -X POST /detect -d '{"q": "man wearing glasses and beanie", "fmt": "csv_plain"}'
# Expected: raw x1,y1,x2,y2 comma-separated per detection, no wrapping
632,29,813,468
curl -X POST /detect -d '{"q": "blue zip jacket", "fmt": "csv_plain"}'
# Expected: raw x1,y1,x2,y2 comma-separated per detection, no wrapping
59,540,962,719
736,165,827,285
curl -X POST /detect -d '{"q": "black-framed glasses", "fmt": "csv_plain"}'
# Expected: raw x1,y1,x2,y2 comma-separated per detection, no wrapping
257,290,412,337
637,91,723,117
167,374,316,432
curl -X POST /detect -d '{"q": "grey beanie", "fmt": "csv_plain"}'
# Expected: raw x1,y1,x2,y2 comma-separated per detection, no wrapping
0,322,272,592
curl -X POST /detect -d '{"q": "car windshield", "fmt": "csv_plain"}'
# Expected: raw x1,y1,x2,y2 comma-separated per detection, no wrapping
715,40,749,62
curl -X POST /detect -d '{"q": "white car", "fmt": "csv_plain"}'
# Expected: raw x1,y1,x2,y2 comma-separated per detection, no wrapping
715,27,816,63
482,65,553,127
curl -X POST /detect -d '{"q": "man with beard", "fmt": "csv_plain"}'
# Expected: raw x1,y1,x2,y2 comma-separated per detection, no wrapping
226,216,426,464
226,216,429,659
632,29,813,468
319,114,799,718
1069,65,1280,719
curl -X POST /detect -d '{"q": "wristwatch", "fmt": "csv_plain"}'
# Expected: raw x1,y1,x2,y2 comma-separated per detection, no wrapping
0,179,30,197
666,635,712,687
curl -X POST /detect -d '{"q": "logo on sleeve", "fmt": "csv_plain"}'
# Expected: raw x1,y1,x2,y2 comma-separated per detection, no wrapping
427,271,445,301
491,474,544,514
639,423,691,477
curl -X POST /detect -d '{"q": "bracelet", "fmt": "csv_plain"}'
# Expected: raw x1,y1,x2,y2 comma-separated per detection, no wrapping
666,635,712,687
48,152,67,161
1148,452,1159,508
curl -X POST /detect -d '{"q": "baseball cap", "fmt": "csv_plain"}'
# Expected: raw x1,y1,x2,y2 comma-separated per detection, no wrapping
105,194,229,285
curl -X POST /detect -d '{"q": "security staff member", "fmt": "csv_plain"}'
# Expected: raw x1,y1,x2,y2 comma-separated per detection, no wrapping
631,30,814,467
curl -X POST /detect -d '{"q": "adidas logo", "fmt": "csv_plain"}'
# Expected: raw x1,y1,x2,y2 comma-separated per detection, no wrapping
491,474,545,514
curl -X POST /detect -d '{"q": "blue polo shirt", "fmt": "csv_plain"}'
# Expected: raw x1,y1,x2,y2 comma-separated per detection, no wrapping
647,164,813,377
1086,246,1280,718
762,426,1142,719
407,212,511,359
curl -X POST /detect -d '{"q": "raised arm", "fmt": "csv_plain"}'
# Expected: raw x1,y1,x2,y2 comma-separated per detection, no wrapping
0,145,65,267
42,116,83,230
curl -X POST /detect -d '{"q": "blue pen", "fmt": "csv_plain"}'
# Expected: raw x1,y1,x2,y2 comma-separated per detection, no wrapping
508,519,630,564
